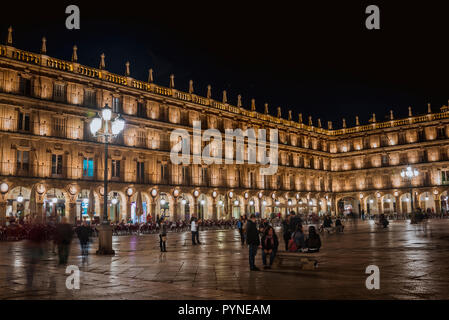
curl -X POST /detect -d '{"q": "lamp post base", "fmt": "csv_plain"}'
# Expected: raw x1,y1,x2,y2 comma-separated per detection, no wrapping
96,223,115,255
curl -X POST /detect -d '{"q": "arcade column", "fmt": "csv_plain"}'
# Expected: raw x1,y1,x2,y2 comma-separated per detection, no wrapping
212,199,217,220
377,198,382,215
174,200,179,221
68,201,77,224
0,200,6,226
395,196,401,214
126,197,132,222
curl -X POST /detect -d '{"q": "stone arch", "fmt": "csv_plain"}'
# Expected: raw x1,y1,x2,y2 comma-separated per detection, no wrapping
44,187,70,221
198,193,213,220
5,186,32,220
381,193,396,214
76,188,101,222
365,194,379,215
418,191,436,212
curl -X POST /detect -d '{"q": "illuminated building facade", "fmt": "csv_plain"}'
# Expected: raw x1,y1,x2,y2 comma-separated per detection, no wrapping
0,28,448,225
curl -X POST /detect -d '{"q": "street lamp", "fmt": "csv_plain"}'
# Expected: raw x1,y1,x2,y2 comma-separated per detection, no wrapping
90,103,125,255
401,166,419,215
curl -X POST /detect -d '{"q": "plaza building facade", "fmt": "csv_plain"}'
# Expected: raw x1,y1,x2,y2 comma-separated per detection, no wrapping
0,29,449,225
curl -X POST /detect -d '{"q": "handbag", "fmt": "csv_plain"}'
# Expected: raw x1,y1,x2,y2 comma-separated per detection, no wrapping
288,233,298,252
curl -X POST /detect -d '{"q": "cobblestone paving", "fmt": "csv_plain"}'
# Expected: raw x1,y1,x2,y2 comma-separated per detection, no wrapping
1,220,449,300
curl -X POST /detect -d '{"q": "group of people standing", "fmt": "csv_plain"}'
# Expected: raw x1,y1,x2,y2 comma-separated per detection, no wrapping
243,214,279,271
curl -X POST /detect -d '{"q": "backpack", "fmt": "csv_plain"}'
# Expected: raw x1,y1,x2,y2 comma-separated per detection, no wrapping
288,235,298,252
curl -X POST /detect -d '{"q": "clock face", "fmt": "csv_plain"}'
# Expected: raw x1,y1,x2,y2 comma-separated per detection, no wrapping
0,183,9,194
173,189,179,197
212,191,217,198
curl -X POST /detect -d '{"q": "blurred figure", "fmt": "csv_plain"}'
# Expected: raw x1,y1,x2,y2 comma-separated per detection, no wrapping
246,214,260,271
305,226,321,253
261,226,279,269
25,220,47,288
335,218,345,233
159,219,167,252
75,221,92,260
237,216,246,246
55,217,73,265
282,215,292,251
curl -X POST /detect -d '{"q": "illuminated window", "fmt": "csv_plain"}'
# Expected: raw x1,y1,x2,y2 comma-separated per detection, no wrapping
52,154,63,175
83,157,94,177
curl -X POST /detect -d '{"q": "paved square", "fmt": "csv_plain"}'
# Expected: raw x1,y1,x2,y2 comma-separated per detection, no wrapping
1,220,449,300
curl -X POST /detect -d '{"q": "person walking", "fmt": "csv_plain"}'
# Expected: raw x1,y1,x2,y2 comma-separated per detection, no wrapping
75,221,92,260
191,217,201,245
159,219,167,252
261,226,279,269
246,214,260,271
55,217,73,265
237,216,245,246
282,215,292,251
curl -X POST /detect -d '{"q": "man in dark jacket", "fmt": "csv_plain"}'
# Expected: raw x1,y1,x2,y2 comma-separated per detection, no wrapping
75,222,92,258
55,217,73,265
246,214,260,271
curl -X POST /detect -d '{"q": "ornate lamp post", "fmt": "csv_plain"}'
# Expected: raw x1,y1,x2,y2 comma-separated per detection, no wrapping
401,166,419,216
90,103,125,255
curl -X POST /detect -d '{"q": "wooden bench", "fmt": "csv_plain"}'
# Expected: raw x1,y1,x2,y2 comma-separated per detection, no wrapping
273,251,322,270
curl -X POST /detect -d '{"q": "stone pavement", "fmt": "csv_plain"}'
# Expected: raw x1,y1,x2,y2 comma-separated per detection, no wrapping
1,220,449,300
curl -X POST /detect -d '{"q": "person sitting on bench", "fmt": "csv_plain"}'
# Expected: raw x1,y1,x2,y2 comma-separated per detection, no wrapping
305,226,321,253
335,218,344,233
261,226,279,269
289,224,307,252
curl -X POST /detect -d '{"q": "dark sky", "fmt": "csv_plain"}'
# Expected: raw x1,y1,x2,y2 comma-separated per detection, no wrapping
2,1,449,128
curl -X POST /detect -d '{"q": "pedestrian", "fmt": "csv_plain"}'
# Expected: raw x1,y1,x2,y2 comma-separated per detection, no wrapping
305,226,321,253
261,226,279,269
191,217,201,245
55,217,73,265
282,215,292,251
246,214,260,271
159,219,167,252
25,220,46,288
290,224,306,252
75,221,92,259
237,216,245,246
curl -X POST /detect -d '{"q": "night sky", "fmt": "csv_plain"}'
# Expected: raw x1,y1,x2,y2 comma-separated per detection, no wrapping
1,1,449,128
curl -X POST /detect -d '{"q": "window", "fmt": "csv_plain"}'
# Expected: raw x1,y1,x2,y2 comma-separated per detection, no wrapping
53,83,66,102
111,160,121,178
137,102,146,118
137,162,145,182
16,150,29,173
201,167,208,186
182,166,190,185
442,170,449,185
19,77,31,96
382,155,389,166
112,97,122,113
248,172,254,188
83,157,94,177
84,90,96,107
52,117,66,137
137,131,146,147
161,164,168,183
438,127,446,139
18,112,30,131
51,154,63,175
